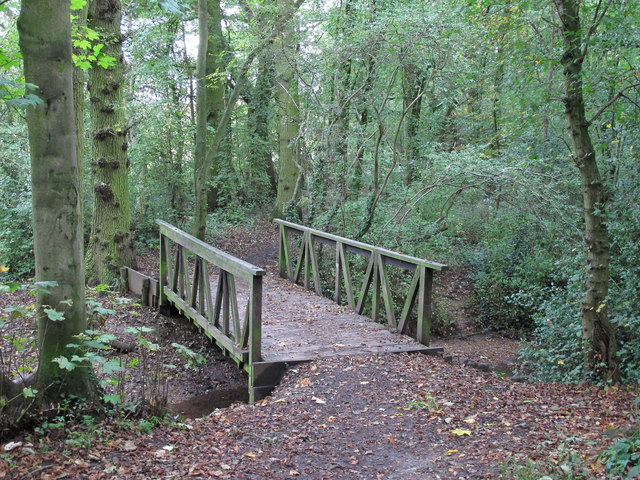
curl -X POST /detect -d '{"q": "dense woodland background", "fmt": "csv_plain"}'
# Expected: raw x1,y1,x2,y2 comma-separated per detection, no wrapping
1,0,640,387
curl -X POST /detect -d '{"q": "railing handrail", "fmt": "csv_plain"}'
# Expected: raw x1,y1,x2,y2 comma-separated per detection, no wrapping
274,219,447,271
157,220,265,281
156,220,263,368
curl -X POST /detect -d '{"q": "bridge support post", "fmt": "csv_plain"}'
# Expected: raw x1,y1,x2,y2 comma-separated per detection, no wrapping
417,266,433,346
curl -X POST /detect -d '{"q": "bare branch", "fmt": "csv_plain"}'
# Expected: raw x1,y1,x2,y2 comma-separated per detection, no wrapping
588,82,640,125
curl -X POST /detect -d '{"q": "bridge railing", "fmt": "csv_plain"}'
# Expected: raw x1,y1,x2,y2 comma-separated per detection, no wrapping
157,220,264,366
274,219,447,346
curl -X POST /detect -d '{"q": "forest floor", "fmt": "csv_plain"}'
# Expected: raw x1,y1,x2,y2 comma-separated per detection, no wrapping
0,221,637,479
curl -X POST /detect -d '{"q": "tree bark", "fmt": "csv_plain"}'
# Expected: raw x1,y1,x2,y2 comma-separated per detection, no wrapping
193,0,210,240
73,2,89,223
204,0,229,212
401,58,425,185
17,0,96,400
273,0,301,218
246,48,277,201
554,0,618,382
85,0,133,285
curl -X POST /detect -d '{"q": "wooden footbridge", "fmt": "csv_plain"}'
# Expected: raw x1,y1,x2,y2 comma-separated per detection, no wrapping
125,220,447,402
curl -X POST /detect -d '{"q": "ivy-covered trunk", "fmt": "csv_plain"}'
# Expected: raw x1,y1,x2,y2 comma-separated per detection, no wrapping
17,0,96,399
273,0,300,218
193,0,210,241
85,0,133,285
246,49,277,201
555,0,619,382
193,0,226,240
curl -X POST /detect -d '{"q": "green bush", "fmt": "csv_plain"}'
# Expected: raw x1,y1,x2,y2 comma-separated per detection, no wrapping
466,211,560,333
599,419,640,478
0,128,33,279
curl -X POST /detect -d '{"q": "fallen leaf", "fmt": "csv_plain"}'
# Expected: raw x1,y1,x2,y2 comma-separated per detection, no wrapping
451,429,472,436
244,452,256,458
121,440,137,451
312,396,326,404
445,449,459,456
289,470,300,476
3,442,22,452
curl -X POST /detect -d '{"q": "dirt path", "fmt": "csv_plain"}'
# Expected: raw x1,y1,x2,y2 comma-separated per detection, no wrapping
2,221,636,479
2,353,635,479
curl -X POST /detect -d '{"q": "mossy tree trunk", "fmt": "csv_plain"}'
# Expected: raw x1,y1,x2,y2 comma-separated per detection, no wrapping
554,0,619,382
193,0,226,240
17,0,97,400
401,58,425,186
273,0,300,218
246,48,277,202
85,0,133,285
73,2,89,221
204,0,228,213
193,0,210,241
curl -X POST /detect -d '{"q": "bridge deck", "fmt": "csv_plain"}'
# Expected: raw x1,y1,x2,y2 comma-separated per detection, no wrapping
261,274,431,363
152,220,444,402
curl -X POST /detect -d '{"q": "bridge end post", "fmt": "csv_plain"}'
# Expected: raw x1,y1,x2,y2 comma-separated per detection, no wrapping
248,274,263,403
416,266,433,346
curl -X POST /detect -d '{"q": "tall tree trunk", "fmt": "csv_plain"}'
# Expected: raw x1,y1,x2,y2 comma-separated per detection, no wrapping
85,0,133,285
73,3,89,223
401,59,425,185
205,0,228,212
554,0,618,382
193,0,210,241
18,0,96,400
273,0,300,218
246,48,277,201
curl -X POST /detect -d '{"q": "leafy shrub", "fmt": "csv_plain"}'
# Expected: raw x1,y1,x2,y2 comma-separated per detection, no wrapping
466,211,560,333
599,418,640,479
0,127,33,279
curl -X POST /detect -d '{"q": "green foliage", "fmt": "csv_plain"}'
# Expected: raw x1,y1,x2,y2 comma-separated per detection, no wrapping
599,419,640,478
0,123,34,279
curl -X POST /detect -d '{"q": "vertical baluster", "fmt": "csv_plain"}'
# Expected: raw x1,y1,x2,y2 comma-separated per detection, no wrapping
417,266,433,346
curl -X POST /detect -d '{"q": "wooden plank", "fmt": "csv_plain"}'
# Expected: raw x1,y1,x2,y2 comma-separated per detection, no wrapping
339,243,355,309
190,257,201,308
279,224,293,280
306,231,322,295
159,236,169,307
303,232,310,289
355,255,375,314
249,275,262,364
371,253,380,322
376,253,396,328
157,220,265,281
334,242,341,304
203,262,214,321
222,271,230,336
213,270,224,329
240,301,250,348
170,242,180,292
275,219,447,271
397,268,420,334
228,274,241,342
293,233,306,285
417,266,433,346
164,287,248,364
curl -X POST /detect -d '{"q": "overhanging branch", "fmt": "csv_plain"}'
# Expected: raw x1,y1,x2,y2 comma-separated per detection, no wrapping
588,82,640,126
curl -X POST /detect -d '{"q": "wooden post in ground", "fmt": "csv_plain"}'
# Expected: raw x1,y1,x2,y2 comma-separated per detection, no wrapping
158,234,168,309
417,266,433,345
249,274,263,403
